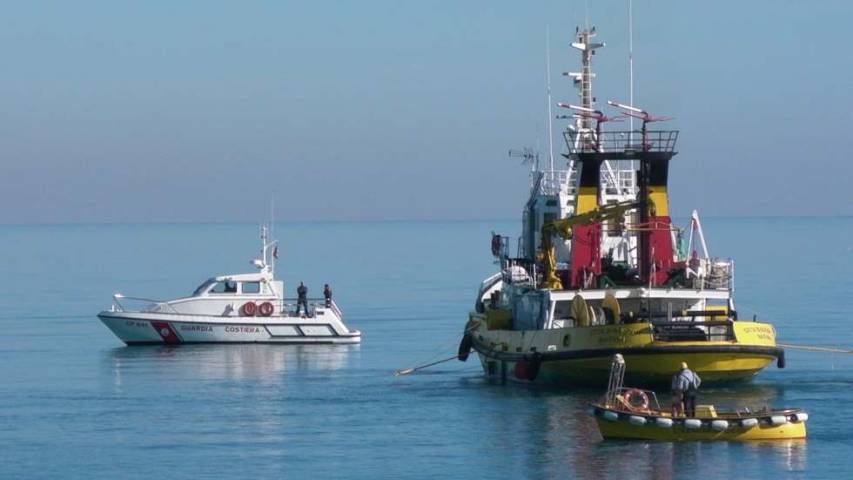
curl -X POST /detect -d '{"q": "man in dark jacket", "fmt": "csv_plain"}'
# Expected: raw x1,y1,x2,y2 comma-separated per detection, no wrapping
671,362,701,417
323,284,332,308
296,282,308,317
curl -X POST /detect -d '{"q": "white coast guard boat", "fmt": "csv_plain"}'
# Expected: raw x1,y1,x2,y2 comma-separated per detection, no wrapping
97,226,361,345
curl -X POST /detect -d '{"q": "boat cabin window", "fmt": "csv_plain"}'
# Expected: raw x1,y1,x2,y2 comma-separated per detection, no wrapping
241,282,261,294
192,280,215,296
210,281,238,294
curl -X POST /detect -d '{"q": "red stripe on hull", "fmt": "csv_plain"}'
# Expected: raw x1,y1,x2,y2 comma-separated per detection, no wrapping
150,321,182,344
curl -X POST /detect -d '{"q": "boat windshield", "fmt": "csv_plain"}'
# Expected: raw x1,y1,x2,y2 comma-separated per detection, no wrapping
192,280,215,296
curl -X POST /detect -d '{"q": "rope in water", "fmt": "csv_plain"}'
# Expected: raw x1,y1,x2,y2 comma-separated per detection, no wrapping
394,354,461,376
779,343,853,354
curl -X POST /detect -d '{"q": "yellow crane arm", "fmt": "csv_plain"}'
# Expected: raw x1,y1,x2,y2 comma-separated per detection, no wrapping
539,200,638,289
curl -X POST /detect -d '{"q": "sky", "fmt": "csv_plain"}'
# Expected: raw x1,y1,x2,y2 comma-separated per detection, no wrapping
1,0,851,224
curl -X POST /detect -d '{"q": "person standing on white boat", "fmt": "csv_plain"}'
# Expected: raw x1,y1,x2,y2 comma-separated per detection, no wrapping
324,284,332,308
671,362,701,417
296,282,309,317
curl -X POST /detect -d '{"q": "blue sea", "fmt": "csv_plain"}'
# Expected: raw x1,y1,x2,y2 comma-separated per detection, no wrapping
1,218,851,479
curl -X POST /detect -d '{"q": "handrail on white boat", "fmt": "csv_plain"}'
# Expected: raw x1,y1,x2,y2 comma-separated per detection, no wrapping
111,294,180,314
110,294,343,319
276,298,344,318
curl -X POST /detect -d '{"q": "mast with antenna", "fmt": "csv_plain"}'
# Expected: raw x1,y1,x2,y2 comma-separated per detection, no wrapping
546,26,555,173
628,0,634,136
566,27,604,134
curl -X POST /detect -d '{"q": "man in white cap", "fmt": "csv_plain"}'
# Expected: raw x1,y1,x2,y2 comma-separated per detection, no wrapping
671,361,701,417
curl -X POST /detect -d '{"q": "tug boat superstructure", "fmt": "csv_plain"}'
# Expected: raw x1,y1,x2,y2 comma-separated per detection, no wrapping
591,355,807,441
458,26,783,385
98,226,361,345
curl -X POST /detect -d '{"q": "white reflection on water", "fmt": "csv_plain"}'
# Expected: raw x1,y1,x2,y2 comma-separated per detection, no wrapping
107,344,359,389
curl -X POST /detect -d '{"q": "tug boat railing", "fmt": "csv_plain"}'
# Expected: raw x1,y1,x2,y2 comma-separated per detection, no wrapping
651,320,735,342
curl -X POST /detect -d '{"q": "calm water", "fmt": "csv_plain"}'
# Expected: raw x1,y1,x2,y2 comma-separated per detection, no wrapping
0,218,851,479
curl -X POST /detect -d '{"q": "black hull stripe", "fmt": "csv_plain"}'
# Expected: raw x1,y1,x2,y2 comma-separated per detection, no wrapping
472,339,783,363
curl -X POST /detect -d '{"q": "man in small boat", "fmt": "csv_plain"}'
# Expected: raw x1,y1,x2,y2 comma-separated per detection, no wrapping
324,284,332,307
671,362,701,417
296,282,309,317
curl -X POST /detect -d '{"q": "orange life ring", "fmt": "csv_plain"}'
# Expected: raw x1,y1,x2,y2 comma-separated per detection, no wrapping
241,301,257,317
258,302,274,317
623,388,650,412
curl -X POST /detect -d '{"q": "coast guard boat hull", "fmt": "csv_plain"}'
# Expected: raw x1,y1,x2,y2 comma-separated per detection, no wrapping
98,309,361,345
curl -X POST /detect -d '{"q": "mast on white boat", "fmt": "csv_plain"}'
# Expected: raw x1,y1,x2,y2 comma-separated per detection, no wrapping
256,224,278,275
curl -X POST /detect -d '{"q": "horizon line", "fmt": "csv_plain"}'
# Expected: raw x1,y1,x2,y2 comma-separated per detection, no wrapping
1,214,852,228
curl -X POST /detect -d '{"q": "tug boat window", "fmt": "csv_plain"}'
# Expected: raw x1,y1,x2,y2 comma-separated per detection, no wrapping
210,281,238,294
241,282,261,294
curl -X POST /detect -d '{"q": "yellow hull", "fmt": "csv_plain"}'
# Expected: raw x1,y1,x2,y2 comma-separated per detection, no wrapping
595,417,806,442
537,352,773,384
469,313,783,386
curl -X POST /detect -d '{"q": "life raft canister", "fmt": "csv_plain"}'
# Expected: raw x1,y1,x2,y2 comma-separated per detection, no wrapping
241,301,258,317
623,388,650,412
258,302,274,317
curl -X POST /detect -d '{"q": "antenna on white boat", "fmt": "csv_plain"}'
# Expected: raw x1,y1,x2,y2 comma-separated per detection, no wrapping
255,223,278,275
269,196,277,274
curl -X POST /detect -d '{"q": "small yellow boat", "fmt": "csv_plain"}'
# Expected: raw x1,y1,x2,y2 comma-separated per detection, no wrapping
591,355,808,441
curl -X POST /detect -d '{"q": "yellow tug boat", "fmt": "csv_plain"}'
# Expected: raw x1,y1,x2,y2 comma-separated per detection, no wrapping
591,355,808,441
457,25,784,386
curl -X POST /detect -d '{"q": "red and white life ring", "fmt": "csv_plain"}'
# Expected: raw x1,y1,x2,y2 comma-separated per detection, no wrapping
623,388,650,412
258,302,274,317
241,301,257,317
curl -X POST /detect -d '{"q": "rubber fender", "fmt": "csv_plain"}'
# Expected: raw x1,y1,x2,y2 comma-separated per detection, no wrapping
684,419,702,430
655,417,674,428
792,412,809,423
740,418,759,428
777,351,786,369
711,420,729,431
628,416,647,426
457,334,473,362
770,415,788,426
603,411,619,422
